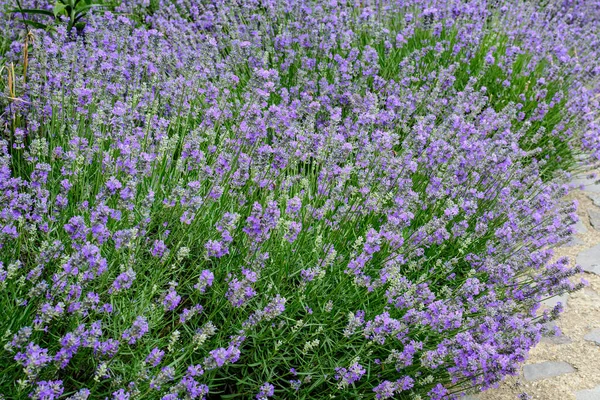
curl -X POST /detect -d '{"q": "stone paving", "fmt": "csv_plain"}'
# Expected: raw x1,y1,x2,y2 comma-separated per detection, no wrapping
463,175,600,400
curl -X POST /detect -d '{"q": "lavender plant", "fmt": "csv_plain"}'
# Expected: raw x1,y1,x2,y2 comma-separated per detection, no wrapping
0,1,599,399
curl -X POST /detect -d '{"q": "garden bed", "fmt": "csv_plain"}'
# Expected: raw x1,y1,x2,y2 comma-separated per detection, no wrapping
0,1,599,399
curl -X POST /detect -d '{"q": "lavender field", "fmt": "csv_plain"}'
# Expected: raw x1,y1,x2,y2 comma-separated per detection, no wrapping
0,1,599,399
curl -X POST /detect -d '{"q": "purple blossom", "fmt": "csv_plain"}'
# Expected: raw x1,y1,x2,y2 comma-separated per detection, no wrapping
372,377,414,399
256,382,275,399
109,268,136,294
146,348,165,367
93,339,120,358
64,216,89,241
284,221,302,243
152,240,168,258
122,316,149,345
204,345,241,369
106,177,123,193
15,343,51,378
179,376,209,399
150,366,175,390
112,389,130,400
205,239,229,258
334,362,366,387
226,268,258,307
194,270,214,293
179,304,203,324
428,383,448,400
29,380,64,400
163,285,182,311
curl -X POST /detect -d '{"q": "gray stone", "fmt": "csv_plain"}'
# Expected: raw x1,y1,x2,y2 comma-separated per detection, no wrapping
560,236,585,248
540,322,572,344
460,396,479,400
589,209,600,230
571,176,600,193
576,244,600,275
541,293,568,309
575,385,600,400
587,193,600,207
523,361,575,381
583,328,600,346
574,220,589,235
541,334,573,345
542,320,559,332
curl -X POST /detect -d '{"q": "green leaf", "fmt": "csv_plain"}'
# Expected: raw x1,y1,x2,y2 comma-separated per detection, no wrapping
74,3,103,15
9,8,55,17
18,18,49,29
53,2,67,17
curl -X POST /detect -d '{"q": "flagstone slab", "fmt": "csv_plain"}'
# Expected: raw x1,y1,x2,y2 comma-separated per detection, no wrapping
571,176,600,193
574,220,589,235
541,330,573,345
523,361,575,381
561,237,585,248
576,244,600,275
541,293,568,309
540,320,572,345
583,328,600,346
588,193,600,207
541,335,573,345
589,209,600,230
575,385,600,400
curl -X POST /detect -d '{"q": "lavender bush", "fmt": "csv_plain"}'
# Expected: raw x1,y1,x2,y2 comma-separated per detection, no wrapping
0,1,599,399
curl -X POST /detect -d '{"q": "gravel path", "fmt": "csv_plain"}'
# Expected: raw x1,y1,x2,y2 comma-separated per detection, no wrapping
467,176,600,400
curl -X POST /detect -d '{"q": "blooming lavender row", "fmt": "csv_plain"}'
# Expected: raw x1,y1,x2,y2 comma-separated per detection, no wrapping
0,0,598,399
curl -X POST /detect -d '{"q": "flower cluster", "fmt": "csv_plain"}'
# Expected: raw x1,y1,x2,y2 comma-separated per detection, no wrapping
0,0,598,399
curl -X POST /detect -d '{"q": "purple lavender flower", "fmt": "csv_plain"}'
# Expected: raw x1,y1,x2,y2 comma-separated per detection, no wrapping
179,376,209,399
152,240,168,258
105,177,123,194
284,221,302,243
289,380,301,391
122,316,149,345
428,383,448,400
112,389,130,400
226,268,258,307
150,366,175,390
163,285,182,311
64,216,89,241
205,239,229,258
256,382,275,399
93,339,119,358
54,332,81,368
334,362,366,387
179,304,203,324
204,345,241,369
29,380,64,400
109,268,136,294
243,295,286,327
286,197,302,215
145,348,165,367
15,343,52,379
194,270,214,293
372,378,414,400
